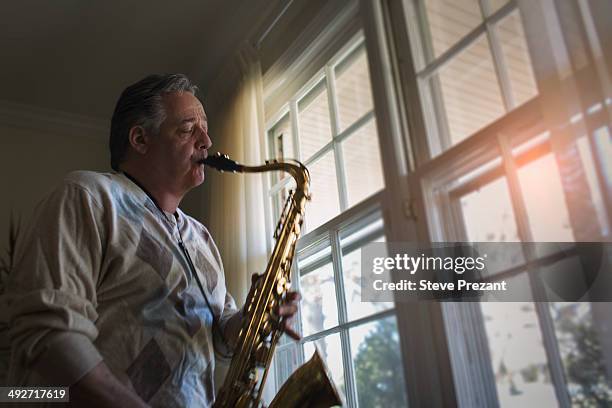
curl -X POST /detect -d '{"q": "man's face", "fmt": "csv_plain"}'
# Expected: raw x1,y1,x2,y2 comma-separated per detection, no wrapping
146,91,212,194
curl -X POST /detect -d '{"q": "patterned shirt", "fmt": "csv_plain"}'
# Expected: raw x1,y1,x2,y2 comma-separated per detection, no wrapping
4,171,240,407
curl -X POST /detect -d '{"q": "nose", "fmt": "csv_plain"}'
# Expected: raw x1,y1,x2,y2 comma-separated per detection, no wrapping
195,125,212,150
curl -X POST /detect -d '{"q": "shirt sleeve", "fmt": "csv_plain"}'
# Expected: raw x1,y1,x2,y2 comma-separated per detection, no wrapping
6,181,105,385
213,291,244,360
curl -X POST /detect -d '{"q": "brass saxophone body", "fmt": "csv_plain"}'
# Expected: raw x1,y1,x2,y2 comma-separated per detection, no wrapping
202,153,342,408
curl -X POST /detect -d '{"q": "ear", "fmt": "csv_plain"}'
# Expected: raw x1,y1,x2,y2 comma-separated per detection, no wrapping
128,125,149,155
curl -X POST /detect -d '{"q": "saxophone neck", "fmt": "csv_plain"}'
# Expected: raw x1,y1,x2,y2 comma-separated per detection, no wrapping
202,152,311,198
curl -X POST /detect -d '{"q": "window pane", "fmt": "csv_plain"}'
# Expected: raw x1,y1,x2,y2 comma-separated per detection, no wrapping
268,114,294,186
351,316,408,408
297,244,332,270
487,0,509,15
422,0,483,59
271,179,296,220
339,215,384,248
299,262,339,336
460,177,520,243
594,126,612,196
342,235,393,321
303,333,345,394
457,157,503,185
268,112,294,159
459,176,525,275
550,302,612,406
335,46,374,132
434,34,506,147
481,302,558,406
306,151,340,231
275,345,300,388
577,136,610,237
497,11,538,107
341,119,385,207
298,81,332,160
518,153,575,242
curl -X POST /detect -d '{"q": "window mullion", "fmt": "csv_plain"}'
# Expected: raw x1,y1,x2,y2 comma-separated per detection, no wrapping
291,261,306,367
301,109,374,169
426,73,452,153
417,23,486,79
326,64,349,211
269,177,293,196
290,98,301,161
497,132,572,408
331,230,348,326
414,0,435,67
480,0,515,111
412,0,452,153
496,133,533,245
304,144,334,167
417,0,516,80
301,308,396,343
335,110,374,143
331,229,357,407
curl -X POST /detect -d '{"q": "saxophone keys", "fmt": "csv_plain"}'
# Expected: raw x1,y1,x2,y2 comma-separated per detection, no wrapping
276,277,287,295
255,342,270,364
246,369,259,384
261,320,274,337
236,393,253,407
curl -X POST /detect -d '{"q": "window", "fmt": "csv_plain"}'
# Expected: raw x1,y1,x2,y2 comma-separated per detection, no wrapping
408,0,538,156
293,213,405,407
266,35,385,233
399,0,612,406
265,33,407,407
261,0,611,406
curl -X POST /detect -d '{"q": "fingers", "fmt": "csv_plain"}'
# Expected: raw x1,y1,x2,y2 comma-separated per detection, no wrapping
273,291,302,341
282,323,301,341
277,291,301,319
284,291,301,302
278,314,301,341
277,302,298,316
247,277,302,341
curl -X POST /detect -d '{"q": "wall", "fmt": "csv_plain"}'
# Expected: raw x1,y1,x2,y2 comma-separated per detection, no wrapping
0,101,110,257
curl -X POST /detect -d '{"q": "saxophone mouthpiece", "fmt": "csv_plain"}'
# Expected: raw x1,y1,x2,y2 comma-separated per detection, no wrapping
200,152,241,172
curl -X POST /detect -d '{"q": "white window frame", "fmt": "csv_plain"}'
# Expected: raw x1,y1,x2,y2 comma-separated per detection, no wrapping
366,0,612,407
265,33,379,221
282,194,392,408
262,15,406,408
411,0,534,156
260,0,611,406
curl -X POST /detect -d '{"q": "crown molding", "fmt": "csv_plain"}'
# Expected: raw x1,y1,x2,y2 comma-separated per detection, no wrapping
0,99,108,141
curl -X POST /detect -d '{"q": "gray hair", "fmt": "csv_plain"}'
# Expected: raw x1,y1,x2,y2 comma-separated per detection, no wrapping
109,73,199,170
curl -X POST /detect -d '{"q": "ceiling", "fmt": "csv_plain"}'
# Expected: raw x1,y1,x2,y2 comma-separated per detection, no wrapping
0,0,274,120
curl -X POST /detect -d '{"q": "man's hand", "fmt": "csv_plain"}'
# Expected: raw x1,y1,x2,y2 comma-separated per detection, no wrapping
70,361,149,408
277,290,301,340
251,274,301,341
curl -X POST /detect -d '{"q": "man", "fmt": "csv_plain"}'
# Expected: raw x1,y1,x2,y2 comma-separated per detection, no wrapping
5,74,300,407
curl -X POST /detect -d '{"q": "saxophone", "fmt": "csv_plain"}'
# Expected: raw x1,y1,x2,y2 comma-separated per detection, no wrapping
202,153,343,408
